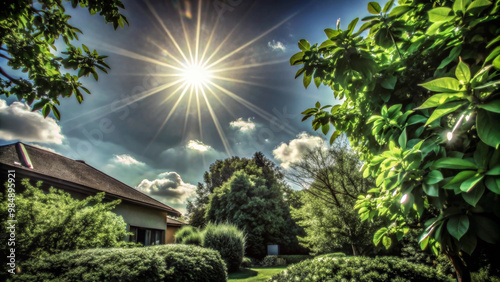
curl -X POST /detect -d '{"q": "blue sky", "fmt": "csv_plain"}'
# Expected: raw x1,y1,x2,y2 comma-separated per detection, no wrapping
1,0,374,212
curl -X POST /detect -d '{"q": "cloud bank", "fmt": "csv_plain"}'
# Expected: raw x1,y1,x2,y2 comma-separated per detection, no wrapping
272,132,325,169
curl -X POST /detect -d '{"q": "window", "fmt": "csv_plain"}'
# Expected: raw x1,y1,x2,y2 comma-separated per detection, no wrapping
129,226,164,246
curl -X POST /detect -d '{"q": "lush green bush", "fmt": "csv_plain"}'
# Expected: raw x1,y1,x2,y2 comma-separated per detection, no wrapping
316,252,346,258
16,244,227,281
0,179,132,264
241,257,252,268
260,255,287,267
203,223,246,273
471,266,500,282
277,255,313,264
174,226,198,243
181,231,204,246
269,256,449,282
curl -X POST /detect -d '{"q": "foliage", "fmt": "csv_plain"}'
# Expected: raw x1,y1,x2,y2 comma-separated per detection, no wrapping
15,244,227,282
470,265,500,282
288,142,384,256
188,152,301,258
292,0,500,278
269,256,449,282
241,256,252,268
175,225,203,246
315,252,347,258
276,255,313,264
0,0,128,119
203,222,246,273
259,256,286,267
0,179,131,263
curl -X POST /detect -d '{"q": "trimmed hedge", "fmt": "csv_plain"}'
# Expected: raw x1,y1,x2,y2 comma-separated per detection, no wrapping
260,255,286,267
16,244,227,281
277,255,313,264
269,256,449,282
316,252,346,258
203,223,246,273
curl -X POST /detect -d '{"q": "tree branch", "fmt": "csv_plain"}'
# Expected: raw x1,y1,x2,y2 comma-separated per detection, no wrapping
0,67,20,84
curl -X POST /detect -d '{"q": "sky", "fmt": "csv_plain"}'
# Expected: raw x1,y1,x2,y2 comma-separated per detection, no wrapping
0,0,373,213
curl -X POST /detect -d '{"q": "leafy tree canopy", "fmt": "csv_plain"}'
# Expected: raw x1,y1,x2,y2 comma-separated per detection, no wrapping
0,0,128,119
291,0,500,280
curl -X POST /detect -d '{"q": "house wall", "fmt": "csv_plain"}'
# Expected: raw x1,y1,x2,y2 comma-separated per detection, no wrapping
166,226,181,244
113,202,168,242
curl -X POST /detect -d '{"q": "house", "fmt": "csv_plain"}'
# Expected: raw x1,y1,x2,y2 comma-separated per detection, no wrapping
0,142,188,246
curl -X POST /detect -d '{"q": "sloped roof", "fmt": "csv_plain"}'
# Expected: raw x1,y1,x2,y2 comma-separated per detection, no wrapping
167,217,188,227
0,142,181,216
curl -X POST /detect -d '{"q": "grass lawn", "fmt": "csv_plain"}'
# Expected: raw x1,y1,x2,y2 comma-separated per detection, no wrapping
228,267,287,281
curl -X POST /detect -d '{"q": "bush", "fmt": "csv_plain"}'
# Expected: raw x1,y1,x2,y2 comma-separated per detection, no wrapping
277,255,313,264
16,244,227,281
181,231,204,246
203,223,246,273
316,252,346,258
260,255,286,267
269,256,449,282
174,226,198,243
241,257,252,268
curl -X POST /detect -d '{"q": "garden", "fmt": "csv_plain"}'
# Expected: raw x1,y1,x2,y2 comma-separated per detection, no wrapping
1,0,500,281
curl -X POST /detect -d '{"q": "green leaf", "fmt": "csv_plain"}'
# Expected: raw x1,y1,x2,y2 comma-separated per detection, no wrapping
330,130,341,145
486,164,500,176
382,0,395,13
319,40,336,49
425,101,466,126
428,7,454,22
460,174,484,192
324,28,339,38
432,158,478,170
466,0,492,15
290,52,304,66
42,105,51,118
389,5,411,17
398,128,407,150
82,44,90,54
447,215,469,240
438,46,462,70
373,227,388,245
423,183,439,197
477,109,500,148
456,58,471,83
484,46,500,63
314,76,322,88
419,77,461,92
51,105,61,120
303,74,312,89
321,123,330,135
347,18,359,35
485,176,500,194
462,183,485,207
453,0,470,13
478,100,500,114
298,39,311,51
382,236,392,249
407,114,427,125
381,75,397,90
416,92,466,109
426,170,443,185
368,2,381,14
475,216,500,244
494,56,500,69
445,170,477,187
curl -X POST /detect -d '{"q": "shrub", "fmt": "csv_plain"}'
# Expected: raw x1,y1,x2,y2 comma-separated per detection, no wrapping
181,231,204,246
174,226,198,243
203,223,246,273
316,252,346,258
260,255,286,267
277,255,313,265
241,257,252,268
16,244,227,282
269,256,449,282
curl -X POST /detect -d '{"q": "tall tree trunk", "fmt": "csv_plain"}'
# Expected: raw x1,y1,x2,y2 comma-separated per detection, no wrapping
351,244,358,256
446,252,471,282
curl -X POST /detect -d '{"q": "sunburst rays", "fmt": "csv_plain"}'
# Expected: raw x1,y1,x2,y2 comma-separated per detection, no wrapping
67,0,296,156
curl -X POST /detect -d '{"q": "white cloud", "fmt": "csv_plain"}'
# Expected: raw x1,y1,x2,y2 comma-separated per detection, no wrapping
230,117,256,132
113,154,145,166
136,172,196,204
268,40,286,51
272,132,326,169
186,139,211,152
0,100,64,144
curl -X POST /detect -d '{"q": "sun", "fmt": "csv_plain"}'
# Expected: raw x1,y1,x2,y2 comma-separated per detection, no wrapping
182,63,210,86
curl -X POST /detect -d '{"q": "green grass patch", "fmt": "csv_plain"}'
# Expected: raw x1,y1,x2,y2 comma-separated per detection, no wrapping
228,267,286,281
